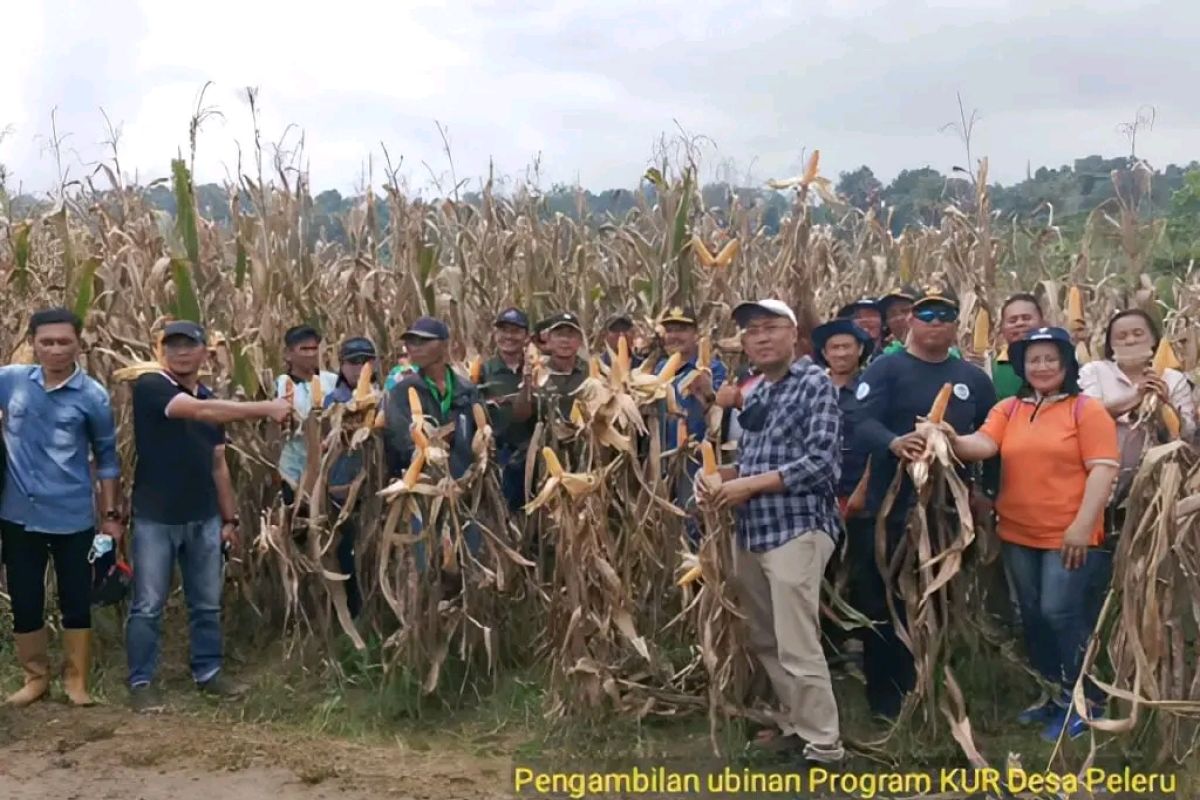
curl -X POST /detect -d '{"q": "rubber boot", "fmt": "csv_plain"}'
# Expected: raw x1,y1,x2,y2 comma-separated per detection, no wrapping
62,628,95,707
6,628,50,706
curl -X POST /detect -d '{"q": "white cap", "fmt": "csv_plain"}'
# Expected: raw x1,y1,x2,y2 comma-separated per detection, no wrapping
732,299,798,328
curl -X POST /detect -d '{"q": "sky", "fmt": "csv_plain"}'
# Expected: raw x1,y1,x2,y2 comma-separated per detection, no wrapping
2,0,1198,197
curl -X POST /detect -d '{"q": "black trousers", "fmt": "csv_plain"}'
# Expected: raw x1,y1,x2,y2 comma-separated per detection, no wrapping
285,485,361,620
0,521,93,633
852,515,917,719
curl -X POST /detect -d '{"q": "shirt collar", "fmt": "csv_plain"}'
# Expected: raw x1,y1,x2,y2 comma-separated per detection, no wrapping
31,364,83,392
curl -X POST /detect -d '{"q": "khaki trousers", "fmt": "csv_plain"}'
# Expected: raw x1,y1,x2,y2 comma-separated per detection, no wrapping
733,531,840,746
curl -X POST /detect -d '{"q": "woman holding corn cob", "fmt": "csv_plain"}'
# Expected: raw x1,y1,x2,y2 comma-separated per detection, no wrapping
933,326,1118,741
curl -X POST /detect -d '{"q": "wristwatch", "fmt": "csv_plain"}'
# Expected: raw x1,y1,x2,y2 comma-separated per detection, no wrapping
104,510,123,522
223,517,240,528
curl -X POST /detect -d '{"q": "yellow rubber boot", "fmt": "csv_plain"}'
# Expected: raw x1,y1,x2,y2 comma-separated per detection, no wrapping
6,628,50,706
62,628,95,707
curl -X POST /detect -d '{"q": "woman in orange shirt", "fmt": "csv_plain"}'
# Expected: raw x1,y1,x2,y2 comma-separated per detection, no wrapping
939,327,1118,742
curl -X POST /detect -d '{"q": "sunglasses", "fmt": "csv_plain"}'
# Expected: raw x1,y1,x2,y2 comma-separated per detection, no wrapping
913,307,959,324
344,355,373,365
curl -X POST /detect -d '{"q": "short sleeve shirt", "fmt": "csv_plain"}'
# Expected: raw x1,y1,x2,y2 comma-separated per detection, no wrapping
131,372,227,524
978,395,1118,549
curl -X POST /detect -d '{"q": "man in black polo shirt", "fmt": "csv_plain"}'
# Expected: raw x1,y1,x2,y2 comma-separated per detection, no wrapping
125,321,290,713
480,308,535,512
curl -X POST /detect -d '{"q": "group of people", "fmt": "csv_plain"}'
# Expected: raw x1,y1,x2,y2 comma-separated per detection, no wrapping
0,287,1191,766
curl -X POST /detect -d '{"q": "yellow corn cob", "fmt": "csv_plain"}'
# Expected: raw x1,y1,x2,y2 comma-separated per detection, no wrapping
402,449,426,488
700,441,718,475
407,386,423,418
802,149,821,185
353,361,374,404
570,400,584,426
282,376,295,407
472,403,488,430
616,335,631,374
699,336,712,367
469,355,483,383
928,383,952,423
973,308,990,353
589,356,602,380
657,352,684,382
1067,286,1084,326
676,564,703,587
542,447,565,478
1152,338,1182,374
1161,405,1182,439
712,238,739,268
310,375,324,410
691,234,717,268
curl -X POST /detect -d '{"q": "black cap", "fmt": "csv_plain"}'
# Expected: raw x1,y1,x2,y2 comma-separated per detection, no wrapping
402,317,450,341
811,318,875,366
494,307,529,330
660,306,698,325
837,297,880,318
339,337,377,360
540,312,584,334
283,324,322,347
1009,326,1075,380
879,285,919,313
912,284,960,310
606,313,634,331
163,320,206,345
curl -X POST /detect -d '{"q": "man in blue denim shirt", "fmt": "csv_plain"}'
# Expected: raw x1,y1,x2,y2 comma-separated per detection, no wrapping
125,321,291,713
0,308,123,708
699,299,844,765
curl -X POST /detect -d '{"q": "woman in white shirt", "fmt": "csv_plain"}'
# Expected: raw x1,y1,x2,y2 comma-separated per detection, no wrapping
1079,309,1196,514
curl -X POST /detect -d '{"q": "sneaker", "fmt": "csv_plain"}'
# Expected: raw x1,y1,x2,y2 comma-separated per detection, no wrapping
197,672,249,699
1017,697,1062,727
1041,705,1100,742
802,741,845,764
129,684,166,714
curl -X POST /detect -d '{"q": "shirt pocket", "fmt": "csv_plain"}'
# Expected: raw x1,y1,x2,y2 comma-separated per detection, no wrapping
5,395,28,435
52,405,86,449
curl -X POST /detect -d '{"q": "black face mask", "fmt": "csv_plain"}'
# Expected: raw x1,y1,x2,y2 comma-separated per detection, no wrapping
738,397,768,432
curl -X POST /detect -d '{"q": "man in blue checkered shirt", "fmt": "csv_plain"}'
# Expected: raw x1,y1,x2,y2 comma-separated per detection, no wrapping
698,298,844,765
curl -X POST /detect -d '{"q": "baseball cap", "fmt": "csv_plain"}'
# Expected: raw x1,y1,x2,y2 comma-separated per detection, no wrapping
660,306,698,325
494,307,529,330
402,317,451,341
339,337,377,360
541,312,584,334
606,313,634,331
163,320,207,345
912,284,960,310
732,299,798,328
837,297,881,318
283,324,322,347
879,285,919,312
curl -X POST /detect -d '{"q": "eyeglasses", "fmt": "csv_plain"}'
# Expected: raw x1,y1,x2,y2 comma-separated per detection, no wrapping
344,355,373,365
913,307,959,324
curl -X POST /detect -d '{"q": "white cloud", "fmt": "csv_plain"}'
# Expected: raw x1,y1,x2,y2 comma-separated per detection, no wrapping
3,0,1198,198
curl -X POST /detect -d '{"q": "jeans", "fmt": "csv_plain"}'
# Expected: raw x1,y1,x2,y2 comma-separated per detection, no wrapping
0,521,93,632
1002,542,1109,704
857,515,920,719
126,516,224,687
329,499,361,619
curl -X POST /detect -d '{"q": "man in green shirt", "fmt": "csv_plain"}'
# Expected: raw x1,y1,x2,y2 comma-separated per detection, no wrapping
991,293,1044,400
537,312,588,424
481,307,535,511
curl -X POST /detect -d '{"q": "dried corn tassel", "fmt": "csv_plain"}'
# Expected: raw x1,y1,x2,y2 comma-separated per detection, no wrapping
928,383,952,424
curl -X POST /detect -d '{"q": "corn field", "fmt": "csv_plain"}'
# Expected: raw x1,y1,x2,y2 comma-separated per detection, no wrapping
1,126,1198,774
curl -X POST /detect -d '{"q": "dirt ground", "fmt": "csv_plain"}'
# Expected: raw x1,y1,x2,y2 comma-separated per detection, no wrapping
0,702,511,800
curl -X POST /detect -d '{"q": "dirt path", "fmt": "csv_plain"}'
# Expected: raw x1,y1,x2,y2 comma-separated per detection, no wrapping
0,703,511,800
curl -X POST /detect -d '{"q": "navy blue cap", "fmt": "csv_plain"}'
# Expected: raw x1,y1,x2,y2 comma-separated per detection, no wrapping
837,297,880,318
1009,326,1075,380
339,337,377,359
283,324,322,347
606,312,634,330
163,320,206,345
494,307,529,330
402,316,450,341
812,319,874,366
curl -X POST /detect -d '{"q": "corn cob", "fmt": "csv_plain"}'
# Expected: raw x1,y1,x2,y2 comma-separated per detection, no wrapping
700,441,718,475
589,356,602,380
402,449,426,488
802,149,821,185
472,403,489,431
1067,286,1084,326
1153,338,1182,374
973,307,990,353
657,352,684,382
310,375,324,410
353,361,374,404
282,376,295,407
469,355,483,383
691,235,717,268
698,335,712,368
713,238,740,268
676,559,703,587
928,383,952,424
542,447,565,479
407,386,423,418
570,400,585,426
616,335,631,376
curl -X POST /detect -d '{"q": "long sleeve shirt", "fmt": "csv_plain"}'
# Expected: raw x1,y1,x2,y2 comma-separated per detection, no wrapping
0,365,120,533
734,358,842,551
274,371,338,486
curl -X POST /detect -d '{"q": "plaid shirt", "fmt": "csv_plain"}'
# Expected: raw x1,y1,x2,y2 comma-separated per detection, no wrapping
734,358,842,551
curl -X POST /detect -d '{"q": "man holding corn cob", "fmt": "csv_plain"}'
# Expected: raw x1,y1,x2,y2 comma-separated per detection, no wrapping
851,286,996,720
480,308,536,512
698,298,845,765
275,325,338,506
126,321,292,712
